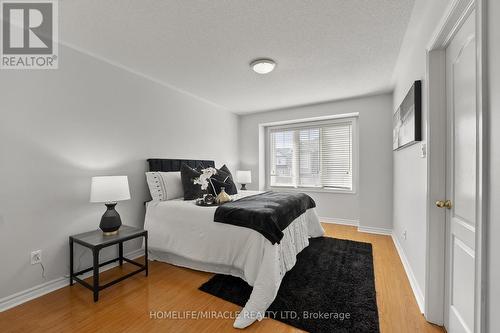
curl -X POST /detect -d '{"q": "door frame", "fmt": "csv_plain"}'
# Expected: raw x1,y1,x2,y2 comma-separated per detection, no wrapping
424,0,488,331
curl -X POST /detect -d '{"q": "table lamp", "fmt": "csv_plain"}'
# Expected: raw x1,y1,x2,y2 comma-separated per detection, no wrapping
236,170,252,190
90,176,130,235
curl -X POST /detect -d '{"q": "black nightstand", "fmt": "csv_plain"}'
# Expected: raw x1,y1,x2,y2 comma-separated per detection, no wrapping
69,225,148,301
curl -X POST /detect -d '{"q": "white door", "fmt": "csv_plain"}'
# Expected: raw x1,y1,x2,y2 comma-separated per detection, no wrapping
444,9,477,333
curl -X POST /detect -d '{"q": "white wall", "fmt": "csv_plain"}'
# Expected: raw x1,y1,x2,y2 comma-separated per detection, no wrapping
391,0,452,308
0,45,239,299
238,93,393,229
486,0,499,331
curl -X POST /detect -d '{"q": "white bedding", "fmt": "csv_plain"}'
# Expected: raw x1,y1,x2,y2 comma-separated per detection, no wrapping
144,190,324,327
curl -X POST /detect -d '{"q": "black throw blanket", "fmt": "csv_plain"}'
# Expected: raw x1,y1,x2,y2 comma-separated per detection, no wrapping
214,191,316,244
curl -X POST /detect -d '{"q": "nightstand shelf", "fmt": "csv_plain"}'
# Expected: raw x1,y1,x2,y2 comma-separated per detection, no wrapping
69,225,148,301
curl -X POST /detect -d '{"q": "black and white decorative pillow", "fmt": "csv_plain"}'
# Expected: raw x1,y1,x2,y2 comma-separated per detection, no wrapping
180,164,207,200
145,171,184,201
211,165,238,195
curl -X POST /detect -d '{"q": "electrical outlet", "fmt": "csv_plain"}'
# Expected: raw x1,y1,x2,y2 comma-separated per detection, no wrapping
31,250,42,265
402,231,407,240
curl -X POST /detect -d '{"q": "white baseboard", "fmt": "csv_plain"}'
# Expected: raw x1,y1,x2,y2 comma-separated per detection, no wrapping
391,233,425,314
0,248,144,312
0,277,68,313
319,217,359,226
357,226,392,235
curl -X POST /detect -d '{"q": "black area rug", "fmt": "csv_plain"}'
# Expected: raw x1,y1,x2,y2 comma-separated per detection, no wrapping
199,237,379,333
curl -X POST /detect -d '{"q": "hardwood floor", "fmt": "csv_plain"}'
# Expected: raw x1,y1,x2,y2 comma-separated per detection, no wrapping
0,223,444,333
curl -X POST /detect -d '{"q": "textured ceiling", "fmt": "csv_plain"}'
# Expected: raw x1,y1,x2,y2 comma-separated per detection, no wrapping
60,0,415,113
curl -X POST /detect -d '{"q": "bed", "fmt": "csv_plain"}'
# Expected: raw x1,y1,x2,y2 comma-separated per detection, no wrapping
144,159,324,328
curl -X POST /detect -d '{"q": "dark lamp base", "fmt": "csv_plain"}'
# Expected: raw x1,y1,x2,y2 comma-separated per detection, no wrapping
99,203,122,235
240,184,247,190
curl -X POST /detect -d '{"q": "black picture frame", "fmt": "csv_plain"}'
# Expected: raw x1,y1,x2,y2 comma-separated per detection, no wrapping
393,80,422,150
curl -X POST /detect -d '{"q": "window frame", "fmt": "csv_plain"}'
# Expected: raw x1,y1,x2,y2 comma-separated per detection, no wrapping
265,116,358,194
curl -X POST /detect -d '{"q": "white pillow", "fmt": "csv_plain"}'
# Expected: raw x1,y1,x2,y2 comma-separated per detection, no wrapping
146,171,183,200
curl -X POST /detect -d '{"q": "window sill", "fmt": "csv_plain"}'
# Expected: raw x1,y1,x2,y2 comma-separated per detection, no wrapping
269,186,356,195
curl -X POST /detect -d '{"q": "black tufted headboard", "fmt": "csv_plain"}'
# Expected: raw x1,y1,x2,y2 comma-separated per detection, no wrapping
147,159,215,172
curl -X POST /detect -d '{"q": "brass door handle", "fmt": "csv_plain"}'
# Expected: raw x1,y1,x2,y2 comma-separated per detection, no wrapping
436,200,452,209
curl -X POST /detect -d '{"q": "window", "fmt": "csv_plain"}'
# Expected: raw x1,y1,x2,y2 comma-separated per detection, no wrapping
267,118,355,191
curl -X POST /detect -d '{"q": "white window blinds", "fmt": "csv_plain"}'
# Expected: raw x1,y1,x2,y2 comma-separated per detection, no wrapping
268,119,354,190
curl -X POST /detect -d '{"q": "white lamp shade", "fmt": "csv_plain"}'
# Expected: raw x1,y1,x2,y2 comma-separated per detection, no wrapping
236,170,252,184
90,176,131,203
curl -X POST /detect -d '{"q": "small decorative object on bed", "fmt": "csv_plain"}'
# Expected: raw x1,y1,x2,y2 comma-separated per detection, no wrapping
393,80,422,150
236,170,252,190
204,194,215,204
215,187,231,204
195,194,220,207
90,176,130,235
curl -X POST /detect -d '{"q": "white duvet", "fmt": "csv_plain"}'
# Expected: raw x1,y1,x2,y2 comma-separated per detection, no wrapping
144,190,324,328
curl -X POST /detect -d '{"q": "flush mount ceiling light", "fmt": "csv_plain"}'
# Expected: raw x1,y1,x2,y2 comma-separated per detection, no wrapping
250,59,276,74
